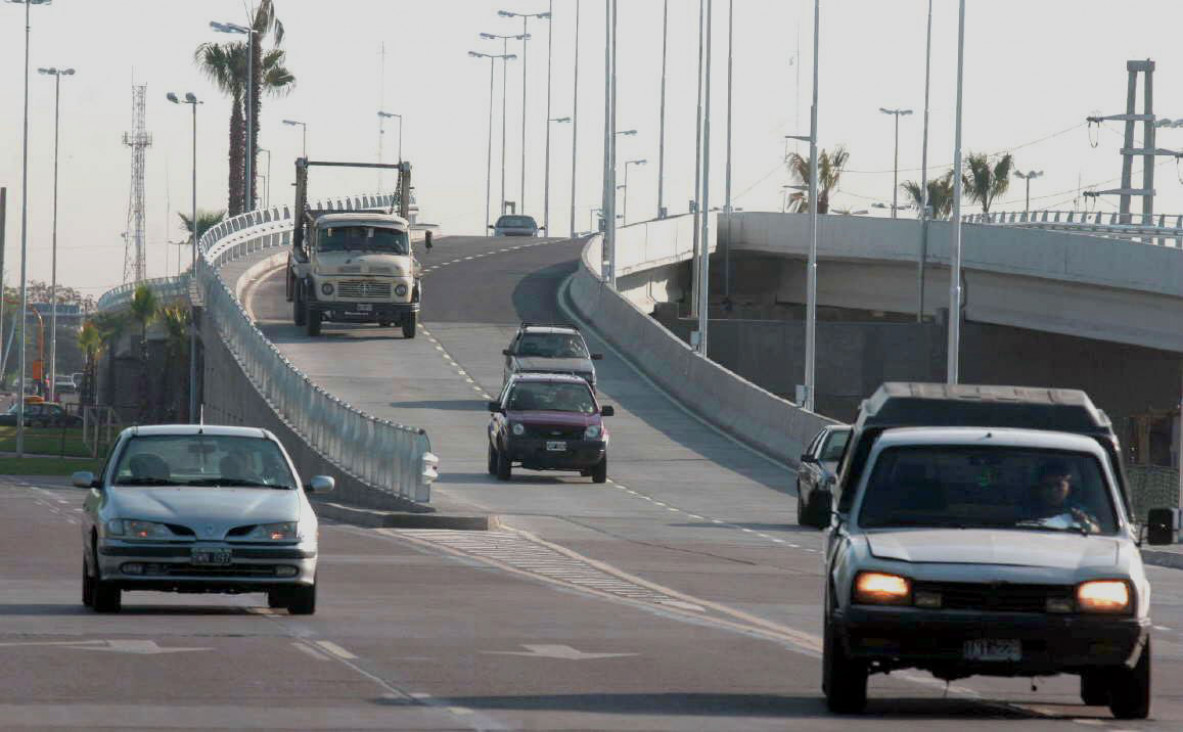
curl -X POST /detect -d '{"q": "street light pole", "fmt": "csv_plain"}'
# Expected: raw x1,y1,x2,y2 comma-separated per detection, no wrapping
542,1,556,232
38,66,73,404
470,51,517,234
621,159,647,224
1014,169,1044,215
917,0,933,322
283,119,308,157
167,91,201,422
879,107,913,219
697,0,714,357
657,0,668,220
569,0,581,237
948,0,967,385
691,0,705,318
803,0,820,412
497,11,549,212
546,116,571,231
481,32,529,215
258,146,271,209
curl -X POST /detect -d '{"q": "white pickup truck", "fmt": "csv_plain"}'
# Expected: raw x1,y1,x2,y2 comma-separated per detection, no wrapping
808,383,1173,719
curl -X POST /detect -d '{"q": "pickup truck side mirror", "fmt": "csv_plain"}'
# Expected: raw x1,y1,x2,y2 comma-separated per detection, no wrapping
487,224,495,229
800,453,817,464
1146,507,1179,546
424,230,434,249
487,401,503,413
590,353,604,361
502,348,512,356
600,405,615,417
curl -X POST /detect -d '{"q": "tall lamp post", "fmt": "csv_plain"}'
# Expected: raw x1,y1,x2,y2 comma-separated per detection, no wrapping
620,159,647,224
257,146,271,209
210,21,257,211
282,119,307,157
879,107,913,219
470,51,517,234
947,0,967,385
569,0,582,237
480,31,530,215
166,91,202,423
498,8,551,215
1014,169,1043,215
7,0,52,457
545,116,571,230
657,0,669,219
378,111,403,163
38,66,73,404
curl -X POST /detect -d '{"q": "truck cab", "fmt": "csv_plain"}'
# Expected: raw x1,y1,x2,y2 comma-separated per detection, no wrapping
812,383,1171,719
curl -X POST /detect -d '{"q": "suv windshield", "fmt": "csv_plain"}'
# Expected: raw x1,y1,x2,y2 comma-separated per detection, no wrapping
516,333,589,358
318,225,409,254
497,216,536,228
858,446,1118,535
112,435,297,489
507,381,596,414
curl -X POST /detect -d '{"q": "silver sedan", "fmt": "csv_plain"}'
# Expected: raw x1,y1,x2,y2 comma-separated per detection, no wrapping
75,424,333,615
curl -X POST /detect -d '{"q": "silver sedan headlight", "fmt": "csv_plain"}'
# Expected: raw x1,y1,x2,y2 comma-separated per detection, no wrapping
107,519,175,540
244,522,301,542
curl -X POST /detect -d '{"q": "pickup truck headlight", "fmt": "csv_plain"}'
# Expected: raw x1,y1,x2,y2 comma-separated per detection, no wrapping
853,572,912,605
584,425,602,440
107,519,174,540
1076,580,1132,614
511,423,526,436
395,283,409,297
245,522,300,542
321,282,335,296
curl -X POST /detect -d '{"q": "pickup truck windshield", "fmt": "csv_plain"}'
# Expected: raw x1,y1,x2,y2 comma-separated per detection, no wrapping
516,333,589,358
858,446,1118,535
318,225,409,254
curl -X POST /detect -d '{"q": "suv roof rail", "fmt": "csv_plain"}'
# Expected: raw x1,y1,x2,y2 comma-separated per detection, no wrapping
518,321,580,332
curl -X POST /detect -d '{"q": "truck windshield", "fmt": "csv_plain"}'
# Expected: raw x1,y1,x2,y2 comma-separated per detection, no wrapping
318,225,409,254
858,446,1118,535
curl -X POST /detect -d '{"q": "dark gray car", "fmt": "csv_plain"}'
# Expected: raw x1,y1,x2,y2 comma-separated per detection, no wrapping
797,424,850,525
490,214,544,237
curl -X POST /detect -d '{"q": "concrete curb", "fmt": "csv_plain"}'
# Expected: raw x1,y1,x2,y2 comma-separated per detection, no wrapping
313,500,497,531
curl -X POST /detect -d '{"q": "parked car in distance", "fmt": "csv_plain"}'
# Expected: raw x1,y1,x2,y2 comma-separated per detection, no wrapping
487,373,614,483
490,214,544,237
0,401,81,428
75,424,333,614
54,375,77,395
503,323,602,391
796,424,850,525
815,383,1163,720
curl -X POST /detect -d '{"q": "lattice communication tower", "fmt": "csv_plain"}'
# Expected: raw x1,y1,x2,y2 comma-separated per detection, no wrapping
122,84,152,283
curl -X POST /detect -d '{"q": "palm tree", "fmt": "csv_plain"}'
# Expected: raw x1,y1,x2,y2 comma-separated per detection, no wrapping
195,41,248,215
178,210,226,252
158,305,191,422
129,285,159,420
248,1,293,209
962,152,1014,214
784,145,850,214
900,170,956,220
77,321,103,407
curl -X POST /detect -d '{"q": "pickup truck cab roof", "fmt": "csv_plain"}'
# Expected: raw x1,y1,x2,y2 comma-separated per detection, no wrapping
315,212,409,230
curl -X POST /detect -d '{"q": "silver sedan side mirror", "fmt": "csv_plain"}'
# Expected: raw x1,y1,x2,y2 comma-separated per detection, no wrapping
72,471,95,489
306,475,335,494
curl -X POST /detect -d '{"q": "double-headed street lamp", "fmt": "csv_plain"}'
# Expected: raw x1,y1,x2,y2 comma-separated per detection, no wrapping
257,146,271,208
470,50,518,234
37,66,74,404
166,91,202,423
480,31,530,214
283,119,307,157
879,107,913,219
6,0,52,457
1014,169,1044,215
498,8,551,215
620,159,647,224
378,111,403,163
211,20,258,211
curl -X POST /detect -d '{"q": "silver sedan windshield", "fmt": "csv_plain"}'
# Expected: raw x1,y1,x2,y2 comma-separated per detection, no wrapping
113,435,297,489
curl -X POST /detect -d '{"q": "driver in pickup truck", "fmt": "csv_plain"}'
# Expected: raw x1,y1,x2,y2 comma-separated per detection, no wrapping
1026,460,1102,533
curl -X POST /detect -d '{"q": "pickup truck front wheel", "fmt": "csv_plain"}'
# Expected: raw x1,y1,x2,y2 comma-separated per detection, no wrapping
1108,639,1151,719
402,311,417,339
305,302,322,336
823,618,867,714
293,283,307,326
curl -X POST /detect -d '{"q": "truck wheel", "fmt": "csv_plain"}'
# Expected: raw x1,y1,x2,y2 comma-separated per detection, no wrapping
1108,640,1151,719
402,312,418,339
293,287,306,326
591,456,608,483
487,443,498,475
305,305,322,336
796,481,806,524
823,618,867,714
495,446,512,481
1080,671,1109,706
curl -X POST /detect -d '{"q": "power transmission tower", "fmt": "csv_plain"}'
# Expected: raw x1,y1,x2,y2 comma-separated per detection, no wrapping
122,84,152,283
1085,60,1180,224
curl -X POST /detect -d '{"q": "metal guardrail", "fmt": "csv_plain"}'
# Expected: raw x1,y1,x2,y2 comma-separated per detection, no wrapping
963,210,1183,247
96,274,192,313
95,193,439,503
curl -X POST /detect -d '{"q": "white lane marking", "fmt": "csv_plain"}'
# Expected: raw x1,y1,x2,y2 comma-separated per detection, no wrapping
314,640,358,660
292,642,331,661
1154,625,1170,632
446,707,473,716
687,514,703,520
410,692,432,700
667,507,679,512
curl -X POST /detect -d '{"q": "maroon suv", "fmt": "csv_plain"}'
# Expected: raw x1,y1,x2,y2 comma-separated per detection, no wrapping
487,373,614,483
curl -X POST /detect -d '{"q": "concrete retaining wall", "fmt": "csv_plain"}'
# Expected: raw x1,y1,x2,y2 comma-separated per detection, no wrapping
568,226,836,466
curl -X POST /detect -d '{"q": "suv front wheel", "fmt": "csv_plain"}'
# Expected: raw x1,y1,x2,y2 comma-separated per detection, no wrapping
1108,640,1151,719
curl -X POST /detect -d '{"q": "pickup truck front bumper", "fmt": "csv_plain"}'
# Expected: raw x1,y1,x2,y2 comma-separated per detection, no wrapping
309,301,419,324
836,605,1149,678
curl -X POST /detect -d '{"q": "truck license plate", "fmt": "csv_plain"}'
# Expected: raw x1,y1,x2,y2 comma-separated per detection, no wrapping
963,639,1020,662
546,441,567,452
191,548,232,566
356,303,373,312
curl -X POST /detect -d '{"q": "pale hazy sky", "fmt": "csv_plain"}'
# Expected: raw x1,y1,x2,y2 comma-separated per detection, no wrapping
2,0,1183,299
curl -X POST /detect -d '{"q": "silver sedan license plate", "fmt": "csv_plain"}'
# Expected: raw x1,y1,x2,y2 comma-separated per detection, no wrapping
963,639,1020,662
546,441,567,452
191,548,232,566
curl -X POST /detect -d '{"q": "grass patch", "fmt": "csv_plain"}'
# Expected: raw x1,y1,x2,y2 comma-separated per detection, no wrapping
0,456,103,476
0,426,104,458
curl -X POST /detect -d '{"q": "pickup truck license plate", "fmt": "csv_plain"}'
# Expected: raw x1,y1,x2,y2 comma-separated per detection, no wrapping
356,303,373,312
191,548,232,566
546,441,567,452
963,639,1020,662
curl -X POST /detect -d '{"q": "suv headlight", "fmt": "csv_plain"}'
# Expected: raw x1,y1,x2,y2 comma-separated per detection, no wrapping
853,572,912,605
107,519,174,540
245,522,300,542
511,423,526,436
584,425,602,440
1076,580,1132,614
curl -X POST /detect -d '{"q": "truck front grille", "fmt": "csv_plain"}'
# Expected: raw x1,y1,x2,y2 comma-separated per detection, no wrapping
337,280,392,299
912,581,1072,613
